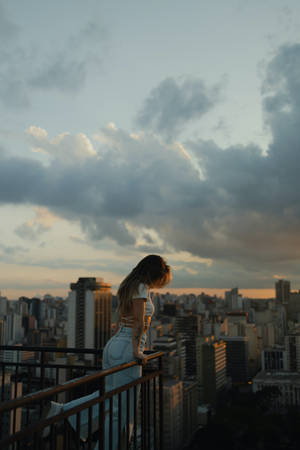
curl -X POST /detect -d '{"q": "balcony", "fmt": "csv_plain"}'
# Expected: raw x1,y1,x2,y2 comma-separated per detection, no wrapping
0,345,164,450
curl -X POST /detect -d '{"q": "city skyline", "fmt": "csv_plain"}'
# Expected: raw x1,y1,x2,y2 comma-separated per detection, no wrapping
2,1,300,298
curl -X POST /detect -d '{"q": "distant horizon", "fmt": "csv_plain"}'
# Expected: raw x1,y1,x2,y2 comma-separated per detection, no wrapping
2,287,280,301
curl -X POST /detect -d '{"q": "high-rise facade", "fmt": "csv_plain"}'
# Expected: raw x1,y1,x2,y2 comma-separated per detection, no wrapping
284,334,300,372
182,380,198,444
175,313,201,377
275,279,290,305
222,336,249,383
162,378,184,450
67,277,112,353
262,346,288,371
153,335,185,379
196,336,227,404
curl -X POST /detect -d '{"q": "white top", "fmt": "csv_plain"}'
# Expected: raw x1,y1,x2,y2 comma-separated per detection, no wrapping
132,283,155,317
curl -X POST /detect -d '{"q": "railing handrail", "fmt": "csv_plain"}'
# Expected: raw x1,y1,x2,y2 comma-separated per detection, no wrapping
0,361,101,370
0,344,102,354
0,350,164,414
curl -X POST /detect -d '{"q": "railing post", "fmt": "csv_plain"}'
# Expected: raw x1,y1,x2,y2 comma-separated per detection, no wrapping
98,376,105,450
40,350,45,390
159,355,164,450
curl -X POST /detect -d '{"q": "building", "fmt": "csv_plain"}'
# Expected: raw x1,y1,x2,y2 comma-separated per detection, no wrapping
0,295,8,316
253,371,300,411
275,279,290,305
225,288,243,310
175,313,201,377
243,323,260,376
67,277,112,355
261,346,288,372
284,334,300,372
152,335,185,379
182,380,198,445
286,291,300,322
162,378,184,450
196,336,227,404
222,336,249,383
5,312,23,343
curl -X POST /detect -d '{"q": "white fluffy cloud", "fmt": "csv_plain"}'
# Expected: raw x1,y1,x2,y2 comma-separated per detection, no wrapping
26,126,97,163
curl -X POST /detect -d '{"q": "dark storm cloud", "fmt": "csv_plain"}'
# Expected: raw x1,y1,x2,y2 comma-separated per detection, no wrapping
136,77,222,138
2,43,300,287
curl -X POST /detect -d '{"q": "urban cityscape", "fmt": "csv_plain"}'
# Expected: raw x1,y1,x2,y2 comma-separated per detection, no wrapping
1,277,300,448
2,1,300,449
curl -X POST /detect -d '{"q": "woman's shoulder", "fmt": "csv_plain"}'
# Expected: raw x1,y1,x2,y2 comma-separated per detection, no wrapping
132,283,149,299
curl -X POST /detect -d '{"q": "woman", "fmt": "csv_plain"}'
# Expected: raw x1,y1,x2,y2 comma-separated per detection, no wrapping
44,255,171,449
102,254,172,449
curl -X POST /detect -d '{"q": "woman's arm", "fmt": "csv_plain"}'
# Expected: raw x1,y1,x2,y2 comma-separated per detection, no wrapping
131,298,146,360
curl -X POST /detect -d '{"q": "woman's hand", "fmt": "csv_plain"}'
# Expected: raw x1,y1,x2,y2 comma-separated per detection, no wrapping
134,351,147,366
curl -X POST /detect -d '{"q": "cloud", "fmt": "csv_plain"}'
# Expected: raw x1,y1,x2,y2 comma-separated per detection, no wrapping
15,207,59,241
28,19,106,93
0,4,107,108
0,244,27,256
136,76,222,139
26,126,97,163
2,44,300,287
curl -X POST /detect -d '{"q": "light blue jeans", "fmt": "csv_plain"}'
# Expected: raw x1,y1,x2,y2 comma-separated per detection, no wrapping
63,326,146,449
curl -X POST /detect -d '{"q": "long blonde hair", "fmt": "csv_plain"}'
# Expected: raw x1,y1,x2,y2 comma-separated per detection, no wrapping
117,255,171,315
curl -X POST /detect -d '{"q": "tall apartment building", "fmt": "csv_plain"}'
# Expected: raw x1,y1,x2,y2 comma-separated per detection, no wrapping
196,336,227,404
0,295,8,316
284,334,300,372
152,335,185,379
182,380,198,445
162,378,184,450
67,277,112,354
275,279,290,305
222,336,249,383
5,312,23,343
286,291,300,322
225,287,243,310
175,313,201,377
0,319,6,344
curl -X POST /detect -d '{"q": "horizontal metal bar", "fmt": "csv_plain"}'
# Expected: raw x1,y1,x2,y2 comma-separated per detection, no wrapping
0,352,164,413
0,362,100,370
0,345,102,355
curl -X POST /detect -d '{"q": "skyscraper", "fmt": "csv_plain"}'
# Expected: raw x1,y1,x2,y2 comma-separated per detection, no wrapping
196,336,227,404
175,313,201,377
284,334,300,372
275,279,290,305
222,336,249,383
67,277,112,353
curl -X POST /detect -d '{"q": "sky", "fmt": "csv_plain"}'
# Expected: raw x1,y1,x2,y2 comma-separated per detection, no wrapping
1,0,300,299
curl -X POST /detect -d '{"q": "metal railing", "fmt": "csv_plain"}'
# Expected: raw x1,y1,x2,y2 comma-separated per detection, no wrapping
0,347,164,450
0,345,103,396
